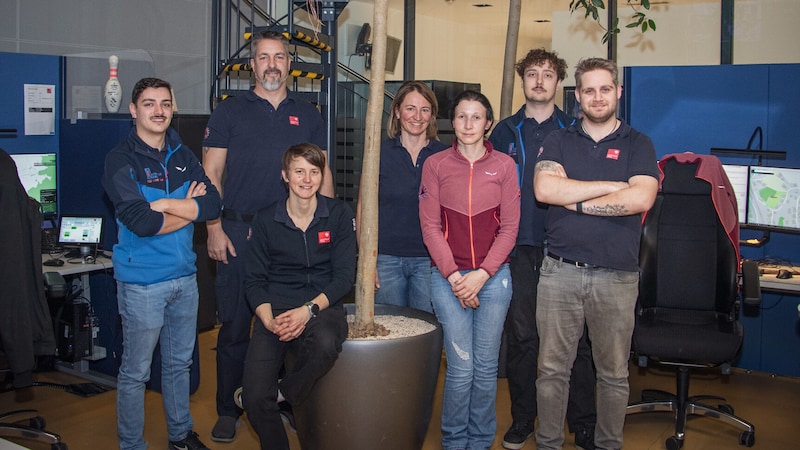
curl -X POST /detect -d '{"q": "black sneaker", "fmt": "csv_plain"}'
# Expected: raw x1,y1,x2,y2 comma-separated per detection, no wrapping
502,420,535,450
279,401,296,433
169,431,210,450
574,426,596,450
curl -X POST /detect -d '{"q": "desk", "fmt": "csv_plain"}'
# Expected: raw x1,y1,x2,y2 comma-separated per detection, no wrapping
758,271,800,294
42,253,117,388
737,264,800,377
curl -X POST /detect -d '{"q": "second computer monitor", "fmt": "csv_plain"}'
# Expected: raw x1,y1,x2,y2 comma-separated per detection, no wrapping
58,215,104,256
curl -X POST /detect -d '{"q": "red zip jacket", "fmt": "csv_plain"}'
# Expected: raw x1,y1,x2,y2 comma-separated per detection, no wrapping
419,140,520,279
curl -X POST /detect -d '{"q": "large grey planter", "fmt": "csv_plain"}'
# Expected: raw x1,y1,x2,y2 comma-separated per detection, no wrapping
294,303,443,450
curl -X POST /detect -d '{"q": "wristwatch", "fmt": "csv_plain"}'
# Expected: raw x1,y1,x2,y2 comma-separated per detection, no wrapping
304,301,320,318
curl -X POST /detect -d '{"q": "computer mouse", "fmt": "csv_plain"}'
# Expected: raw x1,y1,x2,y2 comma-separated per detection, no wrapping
43,258,65,267
777,269,793,279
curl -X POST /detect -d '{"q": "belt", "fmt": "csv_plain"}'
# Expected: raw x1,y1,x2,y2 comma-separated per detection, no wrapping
221,209,255,223
548,253,601,269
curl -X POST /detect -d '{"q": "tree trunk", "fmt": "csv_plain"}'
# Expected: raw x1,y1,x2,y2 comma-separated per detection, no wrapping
499,0,521,120
353,0,388,333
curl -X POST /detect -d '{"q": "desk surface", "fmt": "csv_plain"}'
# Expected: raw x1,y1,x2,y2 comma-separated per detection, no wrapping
42,252,113,276
757,265,800,293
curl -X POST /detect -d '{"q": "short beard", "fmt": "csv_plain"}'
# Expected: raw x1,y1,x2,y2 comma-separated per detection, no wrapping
583,108,616,124
257,71,286,91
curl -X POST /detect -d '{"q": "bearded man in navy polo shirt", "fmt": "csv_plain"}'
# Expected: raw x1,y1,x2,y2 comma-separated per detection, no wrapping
533,58,659,450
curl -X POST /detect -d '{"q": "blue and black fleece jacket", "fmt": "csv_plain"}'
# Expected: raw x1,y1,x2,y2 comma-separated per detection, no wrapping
103,127,221,284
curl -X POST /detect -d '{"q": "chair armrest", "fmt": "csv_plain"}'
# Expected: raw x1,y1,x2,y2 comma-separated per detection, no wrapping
741,259,761,316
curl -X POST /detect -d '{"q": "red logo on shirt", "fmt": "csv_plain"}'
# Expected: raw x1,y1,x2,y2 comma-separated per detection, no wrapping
606,149,620,160
289,116,300,126
318,231,331,244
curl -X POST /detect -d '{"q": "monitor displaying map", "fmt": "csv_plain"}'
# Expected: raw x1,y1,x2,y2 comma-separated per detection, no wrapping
9,152,58,216
747,166,800,233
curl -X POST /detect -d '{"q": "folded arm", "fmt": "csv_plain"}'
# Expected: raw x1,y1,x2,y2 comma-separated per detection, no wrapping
534,160,658,216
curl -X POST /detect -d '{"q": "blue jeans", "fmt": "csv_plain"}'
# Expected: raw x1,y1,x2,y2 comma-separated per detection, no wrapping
431,264,512,450
116,275,198,450
535,256,638,450
375,253,434,313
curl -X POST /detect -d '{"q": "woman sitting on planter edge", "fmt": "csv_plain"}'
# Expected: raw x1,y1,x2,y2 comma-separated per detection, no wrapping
240,143,357,450
357,80,448,313
420,90,520,450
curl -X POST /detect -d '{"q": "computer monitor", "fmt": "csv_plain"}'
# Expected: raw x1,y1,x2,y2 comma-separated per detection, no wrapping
746,166,800,234
9,152,58,217
721,164,749,223
58,215,104,256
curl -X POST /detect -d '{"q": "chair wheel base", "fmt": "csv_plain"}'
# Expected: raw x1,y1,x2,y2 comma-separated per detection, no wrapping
666,435,683,450
739,430,755,447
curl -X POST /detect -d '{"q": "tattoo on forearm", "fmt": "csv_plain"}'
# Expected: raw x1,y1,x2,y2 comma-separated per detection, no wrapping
585,204,628,216
535,160,559,173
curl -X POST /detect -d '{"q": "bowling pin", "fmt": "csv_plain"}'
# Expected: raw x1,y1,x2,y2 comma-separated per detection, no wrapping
104,55,122,113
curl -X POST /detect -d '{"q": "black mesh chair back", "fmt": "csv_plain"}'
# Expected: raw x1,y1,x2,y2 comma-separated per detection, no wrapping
626,156,757,450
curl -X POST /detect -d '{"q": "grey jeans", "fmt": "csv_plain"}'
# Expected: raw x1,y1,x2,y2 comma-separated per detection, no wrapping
534,255,638,450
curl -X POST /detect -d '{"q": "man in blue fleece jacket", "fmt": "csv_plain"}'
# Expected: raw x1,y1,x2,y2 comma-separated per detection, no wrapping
103,77,221,450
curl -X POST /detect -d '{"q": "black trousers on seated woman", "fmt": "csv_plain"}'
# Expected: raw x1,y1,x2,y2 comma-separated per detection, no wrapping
242,305,348,450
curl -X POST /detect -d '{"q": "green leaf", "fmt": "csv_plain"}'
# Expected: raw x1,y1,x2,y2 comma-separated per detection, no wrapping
648,19,657,31
592,0,606,8
641,0,651,10
626,22,639,28
642,21,648,32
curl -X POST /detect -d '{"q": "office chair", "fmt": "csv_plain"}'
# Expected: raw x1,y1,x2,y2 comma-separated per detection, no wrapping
0,274,70,450
0,148,69,449
0,409,67,449
626,155,759,450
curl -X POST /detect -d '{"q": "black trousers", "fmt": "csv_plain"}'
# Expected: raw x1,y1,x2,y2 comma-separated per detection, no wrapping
215,219,252,418
242,305,347,450
504,245,597,432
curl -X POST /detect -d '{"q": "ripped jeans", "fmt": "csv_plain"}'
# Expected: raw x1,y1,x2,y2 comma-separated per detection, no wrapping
431,264,512,450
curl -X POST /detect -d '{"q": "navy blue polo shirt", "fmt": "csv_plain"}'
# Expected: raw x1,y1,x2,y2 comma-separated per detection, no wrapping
490,109,572,247
203,89,326,215
538,120,659,272
378,137,448,257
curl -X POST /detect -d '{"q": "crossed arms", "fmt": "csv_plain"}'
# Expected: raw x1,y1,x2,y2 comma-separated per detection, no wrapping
533,159,657,216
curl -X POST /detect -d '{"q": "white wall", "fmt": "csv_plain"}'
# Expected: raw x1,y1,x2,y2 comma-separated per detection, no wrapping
339,0,800,116
3,0,799,116
552,0,800,83
0,0,212,114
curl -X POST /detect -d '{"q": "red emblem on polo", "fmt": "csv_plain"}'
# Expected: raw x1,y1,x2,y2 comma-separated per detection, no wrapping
318,231,331,244
606,149,620,160
289,116,300,126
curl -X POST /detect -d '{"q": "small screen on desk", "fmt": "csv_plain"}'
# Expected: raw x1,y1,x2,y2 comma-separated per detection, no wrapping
58,215,104,245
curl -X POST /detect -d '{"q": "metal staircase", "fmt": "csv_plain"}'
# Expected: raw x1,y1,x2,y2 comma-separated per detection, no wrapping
211,0,386,207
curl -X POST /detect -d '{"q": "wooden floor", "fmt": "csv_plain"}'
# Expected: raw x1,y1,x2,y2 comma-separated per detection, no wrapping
3,328,799,450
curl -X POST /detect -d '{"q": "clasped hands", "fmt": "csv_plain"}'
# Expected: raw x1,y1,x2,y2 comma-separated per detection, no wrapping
448,269,490,310
265,307,311,342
